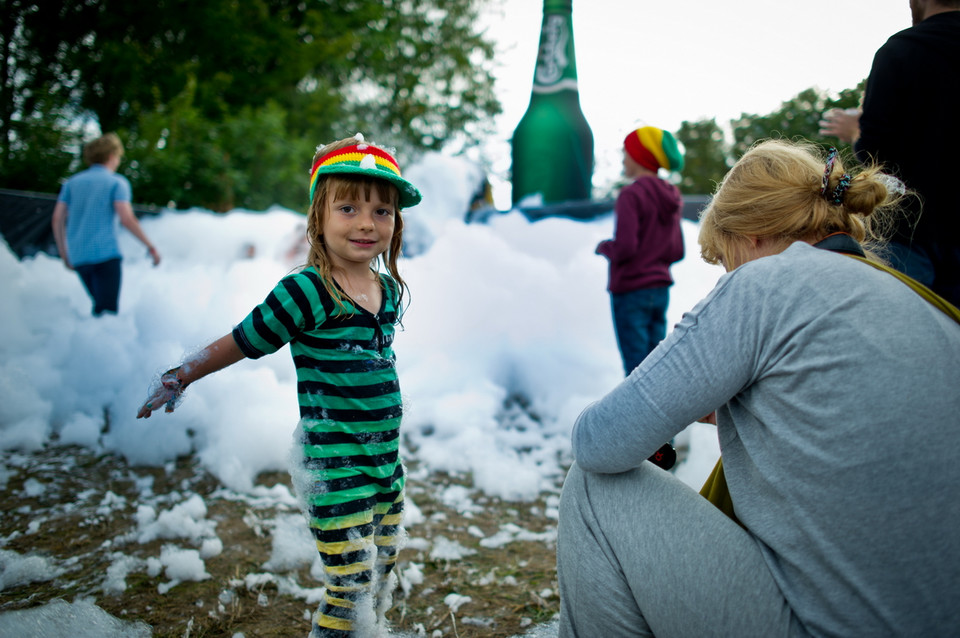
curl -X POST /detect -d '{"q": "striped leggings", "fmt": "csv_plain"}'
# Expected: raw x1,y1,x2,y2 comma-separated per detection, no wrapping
308,488,405,637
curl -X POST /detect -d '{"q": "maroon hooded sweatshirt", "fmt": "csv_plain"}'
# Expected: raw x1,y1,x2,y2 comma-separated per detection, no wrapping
596,175,684,294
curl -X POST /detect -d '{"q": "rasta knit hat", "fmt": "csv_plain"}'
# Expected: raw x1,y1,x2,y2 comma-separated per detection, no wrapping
309,139,422,208
623,127,684,173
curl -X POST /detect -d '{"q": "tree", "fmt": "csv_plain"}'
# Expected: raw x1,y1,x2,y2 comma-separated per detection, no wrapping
675,118,729,196
0,0,94,186
730,85,863,159
0,0,501,211
122,80,315,212
669,85,866,197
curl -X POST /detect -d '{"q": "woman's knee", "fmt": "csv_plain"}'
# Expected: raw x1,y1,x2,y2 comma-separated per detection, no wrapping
560,463,646,537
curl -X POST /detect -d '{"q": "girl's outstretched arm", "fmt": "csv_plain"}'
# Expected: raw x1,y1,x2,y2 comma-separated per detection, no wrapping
137,334,245,418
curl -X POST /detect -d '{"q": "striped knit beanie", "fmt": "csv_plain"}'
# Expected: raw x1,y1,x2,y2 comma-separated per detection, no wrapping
623,127,684,173
309,139,422,208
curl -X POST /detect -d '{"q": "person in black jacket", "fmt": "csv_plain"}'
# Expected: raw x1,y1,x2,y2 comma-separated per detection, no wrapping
819,0,960,307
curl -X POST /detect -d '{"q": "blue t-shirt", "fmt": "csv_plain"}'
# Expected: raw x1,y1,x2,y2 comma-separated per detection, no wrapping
57,165,132,266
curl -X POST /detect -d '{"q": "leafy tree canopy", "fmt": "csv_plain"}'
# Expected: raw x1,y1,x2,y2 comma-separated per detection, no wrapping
674,84,864,196
730,85,863,158
1,0,501,211
675,118,728,196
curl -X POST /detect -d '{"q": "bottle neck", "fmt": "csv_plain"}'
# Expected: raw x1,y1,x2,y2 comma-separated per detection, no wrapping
532,1,579,95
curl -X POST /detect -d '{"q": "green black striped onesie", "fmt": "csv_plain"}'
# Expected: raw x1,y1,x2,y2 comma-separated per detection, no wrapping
232,267,404,636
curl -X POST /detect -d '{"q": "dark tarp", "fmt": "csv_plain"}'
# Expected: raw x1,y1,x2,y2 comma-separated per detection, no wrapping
0,189,162,259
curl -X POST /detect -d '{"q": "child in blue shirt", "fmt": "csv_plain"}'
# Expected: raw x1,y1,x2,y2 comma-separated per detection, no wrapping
52,133,161,315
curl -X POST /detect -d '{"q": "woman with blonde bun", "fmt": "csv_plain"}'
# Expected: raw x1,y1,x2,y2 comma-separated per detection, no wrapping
557,139,960,637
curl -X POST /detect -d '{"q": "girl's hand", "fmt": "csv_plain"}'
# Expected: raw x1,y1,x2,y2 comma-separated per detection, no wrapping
137,368,187,418
136,333,243,418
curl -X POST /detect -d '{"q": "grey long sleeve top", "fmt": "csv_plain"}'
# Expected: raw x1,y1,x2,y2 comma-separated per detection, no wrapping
572,242,960,637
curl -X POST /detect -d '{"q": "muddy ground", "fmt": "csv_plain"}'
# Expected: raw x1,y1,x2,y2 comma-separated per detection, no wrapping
0,445,562,637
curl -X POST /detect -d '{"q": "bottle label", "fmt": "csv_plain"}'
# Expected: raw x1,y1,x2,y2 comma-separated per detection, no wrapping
533,15,578,94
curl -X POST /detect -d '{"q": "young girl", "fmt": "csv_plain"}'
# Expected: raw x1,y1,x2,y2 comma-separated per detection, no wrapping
137,134,422,637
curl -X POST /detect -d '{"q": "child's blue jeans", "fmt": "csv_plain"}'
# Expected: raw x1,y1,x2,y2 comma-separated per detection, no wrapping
611,285,670,376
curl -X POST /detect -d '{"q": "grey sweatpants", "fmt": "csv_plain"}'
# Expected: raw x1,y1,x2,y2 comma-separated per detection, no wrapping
557,463,809,638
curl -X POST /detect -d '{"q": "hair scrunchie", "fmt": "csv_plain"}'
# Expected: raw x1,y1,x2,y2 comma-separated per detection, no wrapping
821,147,851,206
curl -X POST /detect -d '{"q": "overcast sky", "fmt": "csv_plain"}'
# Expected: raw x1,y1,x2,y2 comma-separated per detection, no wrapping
476,0,911,206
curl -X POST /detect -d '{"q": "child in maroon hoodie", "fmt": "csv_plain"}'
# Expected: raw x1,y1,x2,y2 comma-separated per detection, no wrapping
597,126,685,376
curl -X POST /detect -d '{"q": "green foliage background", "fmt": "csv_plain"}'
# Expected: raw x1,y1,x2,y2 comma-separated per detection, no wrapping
1,0,501,211
2,0,868,210
674,83,864,197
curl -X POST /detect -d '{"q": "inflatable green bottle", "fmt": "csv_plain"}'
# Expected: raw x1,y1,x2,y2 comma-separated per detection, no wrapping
510,0,594,206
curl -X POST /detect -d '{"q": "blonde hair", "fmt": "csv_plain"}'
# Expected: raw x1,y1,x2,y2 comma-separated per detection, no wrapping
305,137,407,314
83,133,124,166
698,139,902,266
